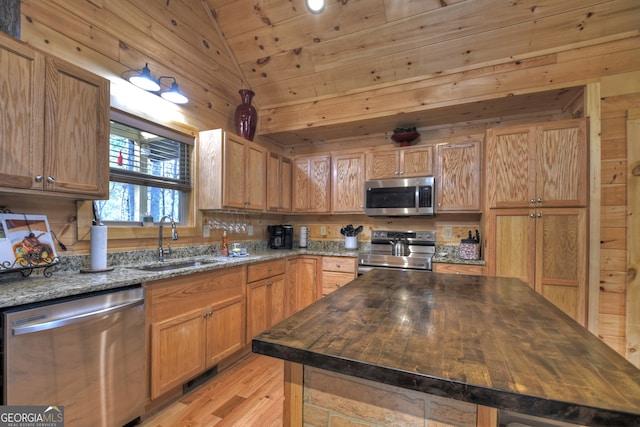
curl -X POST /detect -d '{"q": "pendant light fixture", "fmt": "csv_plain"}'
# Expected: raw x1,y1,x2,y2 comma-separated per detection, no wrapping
127,63,189,104
305,0,325,14
159,77,188,104
128,63,160,92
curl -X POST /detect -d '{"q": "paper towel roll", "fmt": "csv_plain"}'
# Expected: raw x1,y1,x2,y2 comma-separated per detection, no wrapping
299,226,308,248
90,225,108,270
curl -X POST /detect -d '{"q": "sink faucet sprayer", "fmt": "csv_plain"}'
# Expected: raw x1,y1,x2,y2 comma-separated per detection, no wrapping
158,215,178,261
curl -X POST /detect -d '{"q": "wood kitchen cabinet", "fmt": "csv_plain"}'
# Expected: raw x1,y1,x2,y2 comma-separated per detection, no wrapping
332,152,365,213
366,145,433,180
286,256,320,315
0,34,109,199
246,259,286,343
267,152,292,213
147,267,245,399
198,129,267,211
485,208,587,325
435,141,482,212
485,119,588,209
433,263,485,276
321,256,357,296
292,155,331,213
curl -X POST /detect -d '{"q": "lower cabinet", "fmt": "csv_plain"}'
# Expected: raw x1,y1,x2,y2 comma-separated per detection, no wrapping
321,256,357,296
246,259,286,344
147,267,245,399
286,256,320,315
433,263,486,276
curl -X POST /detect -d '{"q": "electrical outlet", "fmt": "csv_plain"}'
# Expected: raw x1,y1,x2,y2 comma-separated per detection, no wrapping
203,225,210,238
320,226,327,236
444,227,453,239
247,225,254,236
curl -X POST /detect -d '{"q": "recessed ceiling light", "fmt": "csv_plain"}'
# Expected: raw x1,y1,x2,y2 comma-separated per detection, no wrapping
305,0,325,14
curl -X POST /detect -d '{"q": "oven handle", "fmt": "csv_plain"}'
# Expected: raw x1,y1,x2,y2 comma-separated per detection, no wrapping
358,265,431,275
12,299,144,336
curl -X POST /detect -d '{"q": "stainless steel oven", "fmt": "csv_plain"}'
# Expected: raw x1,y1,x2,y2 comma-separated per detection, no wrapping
358,230,435,274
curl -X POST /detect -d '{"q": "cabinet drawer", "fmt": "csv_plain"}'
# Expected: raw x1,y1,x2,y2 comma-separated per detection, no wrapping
322,256,357,273
148,266,244,322
247,259,286,282
322,271,356,296
433,263,485,276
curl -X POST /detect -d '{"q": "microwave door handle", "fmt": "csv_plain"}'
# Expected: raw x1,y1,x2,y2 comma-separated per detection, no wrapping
415,184,420,212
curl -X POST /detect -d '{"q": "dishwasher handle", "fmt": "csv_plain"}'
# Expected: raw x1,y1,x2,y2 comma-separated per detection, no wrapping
12,298,144,336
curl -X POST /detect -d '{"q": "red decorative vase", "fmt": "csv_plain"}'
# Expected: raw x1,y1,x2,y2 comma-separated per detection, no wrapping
234,89,257,141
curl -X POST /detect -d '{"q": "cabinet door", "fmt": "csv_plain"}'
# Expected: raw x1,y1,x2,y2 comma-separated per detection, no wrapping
0,38,44,191
292,156,330,213
267,152,281,211
246,143,266,210
400,146,433,177
45,57,109,197
366,150,398,179
280,156,292,212
486,125,536,209
537,120,588,207
436,141,481,212
223,136,248,209
332,152,365,213
296,257,318,311
206,296,245,367
246,281,269,342
269,275,286,326
486,209,536,286
267,153,292,212
536,208,587,325
151,307,207,398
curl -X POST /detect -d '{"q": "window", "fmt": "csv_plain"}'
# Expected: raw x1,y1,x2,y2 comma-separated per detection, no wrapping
96,111,193,225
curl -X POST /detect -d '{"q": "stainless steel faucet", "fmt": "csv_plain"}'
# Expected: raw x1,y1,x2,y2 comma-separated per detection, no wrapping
158,215,178,261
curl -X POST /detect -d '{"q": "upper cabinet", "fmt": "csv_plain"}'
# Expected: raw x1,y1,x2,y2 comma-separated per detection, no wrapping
292,155,331,213
267,152,292,213
0,35,109,199
332,152,365,214
486,119,588,209
198,129,267,211
435,141,482,212
366,145,433,180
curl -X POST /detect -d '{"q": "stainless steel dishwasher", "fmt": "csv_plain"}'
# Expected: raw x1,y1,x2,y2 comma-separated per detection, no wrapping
2,285,145,427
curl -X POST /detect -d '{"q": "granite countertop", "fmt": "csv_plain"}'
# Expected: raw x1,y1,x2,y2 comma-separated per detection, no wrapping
0,248,358,309
252,269,640,426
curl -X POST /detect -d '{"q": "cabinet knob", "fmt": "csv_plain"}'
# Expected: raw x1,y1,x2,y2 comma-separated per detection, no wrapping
530,213,535,218
335,283,340,287
34,175,43,183
537,198,543,203
267,267,272,271
530,199,536,204
537,212,543,217
336,264,340,268
398,171,404,175
47,176,56,183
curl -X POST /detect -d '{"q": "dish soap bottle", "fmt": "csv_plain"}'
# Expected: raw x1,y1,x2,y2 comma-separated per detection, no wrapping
221,230,229,256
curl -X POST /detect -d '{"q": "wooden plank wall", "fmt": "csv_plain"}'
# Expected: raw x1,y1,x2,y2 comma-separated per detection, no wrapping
598,73,640,357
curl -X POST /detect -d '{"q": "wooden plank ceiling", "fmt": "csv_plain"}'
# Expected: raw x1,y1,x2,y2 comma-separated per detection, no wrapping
203,0,638,146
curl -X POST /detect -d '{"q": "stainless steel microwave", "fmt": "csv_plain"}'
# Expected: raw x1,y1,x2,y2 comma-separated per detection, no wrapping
364,176,435,216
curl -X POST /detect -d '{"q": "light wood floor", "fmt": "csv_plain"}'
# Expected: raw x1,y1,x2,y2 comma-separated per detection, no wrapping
140,354,284,427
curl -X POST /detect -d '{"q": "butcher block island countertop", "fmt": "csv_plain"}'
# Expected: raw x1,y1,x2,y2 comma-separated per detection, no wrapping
252,270,640,427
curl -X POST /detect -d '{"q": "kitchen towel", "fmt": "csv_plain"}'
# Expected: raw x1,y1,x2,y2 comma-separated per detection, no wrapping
90,225,108,270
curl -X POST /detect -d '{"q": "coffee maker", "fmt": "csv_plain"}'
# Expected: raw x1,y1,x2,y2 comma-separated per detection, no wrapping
268,225,293,249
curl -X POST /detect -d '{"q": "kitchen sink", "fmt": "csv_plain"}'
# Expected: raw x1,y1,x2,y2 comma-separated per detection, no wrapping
134,259,222,272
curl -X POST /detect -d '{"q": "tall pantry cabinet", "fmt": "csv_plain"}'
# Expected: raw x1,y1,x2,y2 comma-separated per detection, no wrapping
485,119,589,325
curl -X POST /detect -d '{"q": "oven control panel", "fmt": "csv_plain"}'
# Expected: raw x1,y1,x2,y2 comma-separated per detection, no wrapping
371,230,435,243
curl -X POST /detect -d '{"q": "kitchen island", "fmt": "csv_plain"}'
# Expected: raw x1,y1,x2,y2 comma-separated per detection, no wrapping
252,270,640,426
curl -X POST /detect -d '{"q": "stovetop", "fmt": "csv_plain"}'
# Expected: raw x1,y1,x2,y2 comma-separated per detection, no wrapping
358,230,435,271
